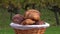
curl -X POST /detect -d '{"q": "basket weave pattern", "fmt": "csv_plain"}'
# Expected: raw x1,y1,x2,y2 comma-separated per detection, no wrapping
14,28,46,34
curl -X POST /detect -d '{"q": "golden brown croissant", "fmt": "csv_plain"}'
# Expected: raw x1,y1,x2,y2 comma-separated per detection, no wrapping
24,9,40,21
21,19,35,25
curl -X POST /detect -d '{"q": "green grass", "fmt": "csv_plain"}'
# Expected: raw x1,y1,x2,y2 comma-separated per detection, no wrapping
45,26,60,34
0,27,15,34
0,8,60,34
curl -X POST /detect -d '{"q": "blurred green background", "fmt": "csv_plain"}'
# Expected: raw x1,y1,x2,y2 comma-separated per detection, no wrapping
0,0,60,34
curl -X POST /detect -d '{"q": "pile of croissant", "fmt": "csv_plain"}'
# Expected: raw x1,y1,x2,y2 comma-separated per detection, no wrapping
12,9,44,25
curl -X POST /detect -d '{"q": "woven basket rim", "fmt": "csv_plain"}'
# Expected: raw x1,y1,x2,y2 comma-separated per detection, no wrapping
10,22,50,30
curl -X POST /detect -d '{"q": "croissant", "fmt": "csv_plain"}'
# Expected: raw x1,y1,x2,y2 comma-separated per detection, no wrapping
21,19,35,25
24,9,40,21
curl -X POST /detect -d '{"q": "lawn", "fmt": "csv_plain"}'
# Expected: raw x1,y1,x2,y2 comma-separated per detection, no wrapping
0,8,60,34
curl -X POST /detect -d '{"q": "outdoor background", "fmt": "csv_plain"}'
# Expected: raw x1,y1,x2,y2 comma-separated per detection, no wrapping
0,0,60,34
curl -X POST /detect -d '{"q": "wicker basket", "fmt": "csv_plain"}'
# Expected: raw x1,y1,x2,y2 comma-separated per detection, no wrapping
10,23,50,34
14,28,46,34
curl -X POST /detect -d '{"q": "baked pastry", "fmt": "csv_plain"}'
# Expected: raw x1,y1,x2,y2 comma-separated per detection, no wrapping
36,20,45,25
12,14,25,24
24,9,40,21
21,19,35,25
